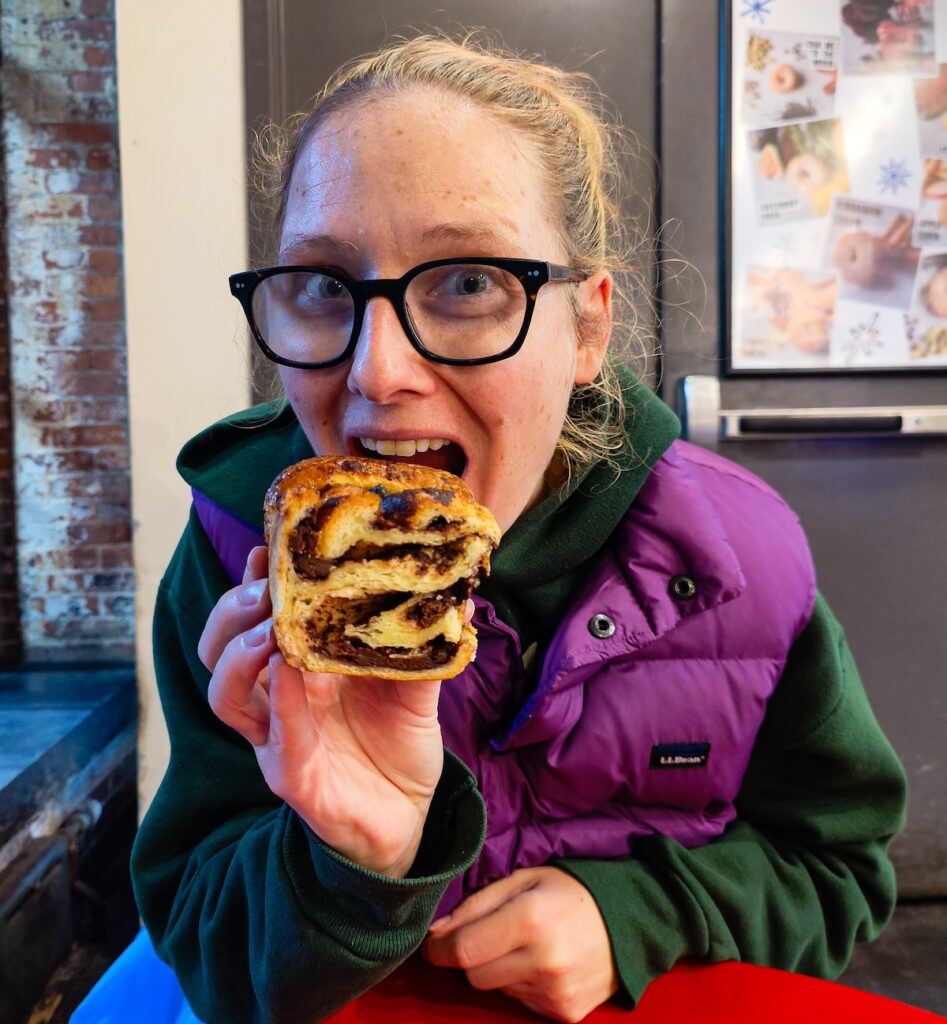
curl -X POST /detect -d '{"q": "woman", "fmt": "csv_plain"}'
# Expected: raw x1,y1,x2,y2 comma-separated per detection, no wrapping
130,34,905,1024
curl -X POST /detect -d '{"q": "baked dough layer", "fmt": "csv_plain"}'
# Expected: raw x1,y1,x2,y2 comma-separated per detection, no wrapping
264,456,501,680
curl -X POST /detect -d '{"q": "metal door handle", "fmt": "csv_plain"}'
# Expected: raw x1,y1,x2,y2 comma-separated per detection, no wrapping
679,376,947,445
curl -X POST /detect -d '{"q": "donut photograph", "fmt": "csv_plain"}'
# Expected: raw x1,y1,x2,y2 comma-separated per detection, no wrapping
742,31,838,128
824,197,920,310
748,119,849,223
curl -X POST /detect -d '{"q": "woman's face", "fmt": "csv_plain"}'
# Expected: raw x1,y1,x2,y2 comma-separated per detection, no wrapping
277,88,610,532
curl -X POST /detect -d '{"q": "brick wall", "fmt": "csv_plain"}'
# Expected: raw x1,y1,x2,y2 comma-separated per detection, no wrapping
1,0,133,663
1,146,22,665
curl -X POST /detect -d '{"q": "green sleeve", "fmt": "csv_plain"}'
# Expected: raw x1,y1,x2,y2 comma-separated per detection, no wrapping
131,510,486,1024
556,592,907,1005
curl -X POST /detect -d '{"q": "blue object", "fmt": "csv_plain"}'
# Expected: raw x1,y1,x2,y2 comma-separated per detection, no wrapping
70,929,203,1024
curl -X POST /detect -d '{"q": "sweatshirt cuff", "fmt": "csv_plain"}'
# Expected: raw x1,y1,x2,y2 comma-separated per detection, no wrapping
555,854,702,1006
281,749,485,959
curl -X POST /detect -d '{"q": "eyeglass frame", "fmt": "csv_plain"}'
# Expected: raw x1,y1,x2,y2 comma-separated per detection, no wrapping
228,257,590,369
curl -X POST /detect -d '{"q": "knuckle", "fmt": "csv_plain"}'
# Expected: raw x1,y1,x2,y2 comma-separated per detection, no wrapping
519,893,546,939
453,940,477,972
206,675,227,720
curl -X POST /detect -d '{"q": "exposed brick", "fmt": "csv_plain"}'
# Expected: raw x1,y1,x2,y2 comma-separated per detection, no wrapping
81,323,124,347
31,396,128,424
81,274,121,298
39,19,113,44
89,248,120,272
85,298,124,322
89,349,124,372
99,545,132,569
87,196,120,223
6,0,132,662
46,549,100,570
67,521,131,545
92,446,130,471
78,170,118,195
57,370,125,397
79,224,120,245
81,0,111,17
27,147,81,169
68,71,111,94
86,147,116,171
56,473,129,501
40,424,128,448
83,45,111,68
44,122,114,145
21,197,85,221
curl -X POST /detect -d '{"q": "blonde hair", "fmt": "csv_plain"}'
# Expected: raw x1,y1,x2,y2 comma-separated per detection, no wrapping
252,31,656,481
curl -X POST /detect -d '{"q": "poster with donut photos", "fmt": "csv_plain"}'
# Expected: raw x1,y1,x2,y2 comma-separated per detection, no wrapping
730,0,947,369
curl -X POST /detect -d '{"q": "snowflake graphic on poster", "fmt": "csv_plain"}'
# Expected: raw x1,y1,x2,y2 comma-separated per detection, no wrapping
740,0,775,24
877,159,912,195
844,313,883,360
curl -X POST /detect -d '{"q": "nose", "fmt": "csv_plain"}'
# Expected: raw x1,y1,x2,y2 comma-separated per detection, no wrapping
346,296,435,403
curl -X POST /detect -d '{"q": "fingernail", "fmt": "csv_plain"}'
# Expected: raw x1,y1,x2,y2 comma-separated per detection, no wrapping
238,578,268,606
244,620,272,649
428,913,451,933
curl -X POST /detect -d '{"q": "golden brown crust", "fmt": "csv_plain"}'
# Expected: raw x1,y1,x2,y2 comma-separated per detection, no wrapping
265,455,500,681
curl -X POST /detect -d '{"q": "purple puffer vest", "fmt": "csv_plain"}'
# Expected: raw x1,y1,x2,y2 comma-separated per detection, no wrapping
195,440,816,916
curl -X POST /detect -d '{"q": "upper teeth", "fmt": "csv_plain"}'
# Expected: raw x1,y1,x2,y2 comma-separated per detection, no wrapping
360,438,451,456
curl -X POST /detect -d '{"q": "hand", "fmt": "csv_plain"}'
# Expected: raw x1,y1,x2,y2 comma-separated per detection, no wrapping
198,546,445,877
423,866,619,1022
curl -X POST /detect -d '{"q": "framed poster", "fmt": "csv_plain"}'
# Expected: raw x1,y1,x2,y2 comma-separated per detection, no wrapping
728,0,947,371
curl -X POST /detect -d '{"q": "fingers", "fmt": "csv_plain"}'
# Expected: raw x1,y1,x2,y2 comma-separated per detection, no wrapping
265,653,316,756
206,617,276,745
243,544,268,585
198,549,272,671
423,889,533,971
463,948,533,993
428,869,537,936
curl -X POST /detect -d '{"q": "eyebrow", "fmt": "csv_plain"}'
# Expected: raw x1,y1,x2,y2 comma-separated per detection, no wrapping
278,220,524,264
278,234,358,261
420,220,521,249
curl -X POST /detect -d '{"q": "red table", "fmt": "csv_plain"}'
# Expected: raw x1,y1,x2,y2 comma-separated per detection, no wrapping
326,954,943,1023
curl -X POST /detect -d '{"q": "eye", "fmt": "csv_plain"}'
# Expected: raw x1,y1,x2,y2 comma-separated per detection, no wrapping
301,274,346,301
452,270,491,295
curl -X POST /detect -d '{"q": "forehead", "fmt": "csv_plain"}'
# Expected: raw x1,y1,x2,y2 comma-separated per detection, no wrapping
280,88,563,260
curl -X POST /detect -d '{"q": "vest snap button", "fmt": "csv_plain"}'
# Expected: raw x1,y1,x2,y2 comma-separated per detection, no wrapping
669,575,697,600
588,613,616,639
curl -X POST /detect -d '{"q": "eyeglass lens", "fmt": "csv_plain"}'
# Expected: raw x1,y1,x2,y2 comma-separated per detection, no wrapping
251,264,528,363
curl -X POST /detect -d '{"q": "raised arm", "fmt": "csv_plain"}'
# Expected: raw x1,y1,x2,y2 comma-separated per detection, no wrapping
131,510,485,1024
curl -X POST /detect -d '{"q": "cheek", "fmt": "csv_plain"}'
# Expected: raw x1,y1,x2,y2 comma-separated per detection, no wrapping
279,369,343,449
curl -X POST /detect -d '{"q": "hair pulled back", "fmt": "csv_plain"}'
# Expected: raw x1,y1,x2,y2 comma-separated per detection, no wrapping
254,31,656,482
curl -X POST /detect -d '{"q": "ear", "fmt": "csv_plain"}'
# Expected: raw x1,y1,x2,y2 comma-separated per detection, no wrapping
573,271,612,385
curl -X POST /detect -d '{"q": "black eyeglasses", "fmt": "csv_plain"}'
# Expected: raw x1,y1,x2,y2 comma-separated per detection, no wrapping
228,257,588,368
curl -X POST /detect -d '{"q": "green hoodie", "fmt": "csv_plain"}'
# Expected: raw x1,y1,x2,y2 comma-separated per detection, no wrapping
132,377,905,1023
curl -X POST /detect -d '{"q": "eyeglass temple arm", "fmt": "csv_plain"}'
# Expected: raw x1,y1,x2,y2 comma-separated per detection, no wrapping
547,263,590,283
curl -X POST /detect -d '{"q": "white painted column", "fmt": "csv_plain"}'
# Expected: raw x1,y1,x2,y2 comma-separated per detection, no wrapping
116,1,249,815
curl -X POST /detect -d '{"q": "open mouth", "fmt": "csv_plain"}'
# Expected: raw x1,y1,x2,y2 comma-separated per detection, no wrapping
354,437,468,478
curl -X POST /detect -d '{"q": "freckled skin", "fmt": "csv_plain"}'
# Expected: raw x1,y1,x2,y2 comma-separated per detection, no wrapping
277,88,611,533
